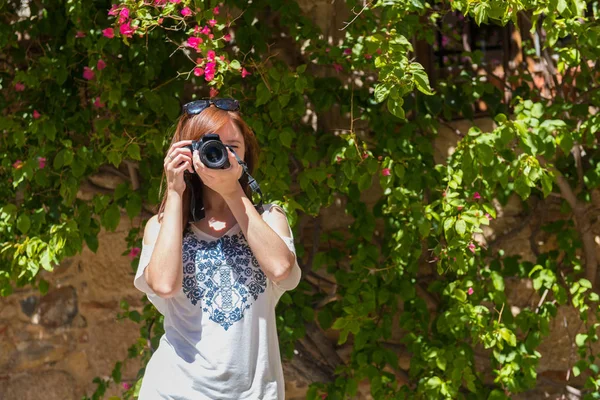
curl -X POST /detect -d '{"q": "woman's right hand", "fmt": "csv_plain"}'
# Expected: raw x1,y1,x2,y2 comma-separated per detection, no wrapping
164,140,194,196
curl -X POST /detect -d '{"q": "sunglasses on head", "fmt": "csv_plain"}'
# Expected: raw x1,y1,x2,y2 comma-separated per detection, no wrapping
182,98,240,116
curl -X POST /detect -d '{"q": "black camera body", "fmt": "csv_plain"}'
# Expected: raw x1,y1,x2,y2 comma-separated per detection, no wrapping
185,133,231,170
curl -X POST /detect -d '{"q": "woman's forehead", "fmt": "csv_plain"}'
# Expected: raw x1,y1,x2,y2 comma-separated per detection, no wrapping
215,119,243,142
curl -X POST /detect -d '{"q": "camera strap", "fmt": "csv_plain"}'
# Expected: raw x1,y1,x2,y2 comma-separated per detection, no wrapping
229,149,265,215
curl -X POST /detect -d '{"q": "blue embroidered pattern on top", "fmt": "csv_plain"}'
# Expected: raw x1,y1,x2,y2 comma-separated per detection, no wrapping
182,228,267,330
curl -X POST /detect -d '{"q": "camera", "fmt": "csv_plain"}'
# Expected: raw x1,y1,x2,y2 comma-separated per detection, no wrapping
185,133,231,170
182,133,264,222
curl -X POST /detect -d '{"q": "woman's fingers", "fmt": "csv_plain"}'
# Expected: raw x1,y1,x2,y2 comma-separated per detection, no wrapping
168,140,193,153
167,154,192,170
175,161,193,174
165,146,192,164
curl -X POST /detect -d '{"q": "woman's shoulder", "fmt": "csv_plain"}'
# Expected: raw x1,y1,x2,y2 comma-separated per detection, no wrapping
143,214,162,246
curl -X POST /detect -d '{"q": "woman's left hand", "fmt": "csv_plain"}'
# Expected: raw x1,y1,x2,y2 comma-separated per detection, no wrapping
192,147,244,197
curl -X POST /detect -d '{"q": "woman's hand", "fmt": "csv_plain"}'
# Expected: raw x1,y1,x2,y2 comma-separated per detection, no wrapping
193,147,243,197
164,140,194,197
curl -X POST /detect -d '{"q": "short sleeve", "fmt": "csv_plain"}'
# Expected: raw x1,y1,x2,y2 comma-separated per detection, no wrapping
263,204,302,295
133,241,168,315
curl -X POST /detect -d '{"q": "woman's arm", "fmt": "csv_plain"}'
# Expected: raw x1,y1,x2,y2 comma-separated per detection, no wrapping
143,191,185,297
223,186,296,283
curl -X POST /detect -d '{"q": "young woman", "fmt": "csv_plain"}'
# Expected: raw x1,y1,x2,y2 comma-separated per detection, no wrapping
134,98,301,399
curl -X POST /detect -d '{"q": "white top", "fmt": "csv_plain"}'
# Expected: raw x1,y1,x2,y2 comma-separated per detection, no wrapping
133,203,302,400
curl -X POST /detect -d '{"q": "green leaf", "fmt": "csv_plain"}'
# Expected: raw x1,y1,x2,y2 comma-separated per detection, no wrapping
279,128,294,148
499,327,517,346
127,144,141,161
514,174,531,199
425,376,442,389
38,278,49,295
101,203,121,232
491,270,505,291
374,83,390,103
455,219,467,236
387,96,405,119
126,193,142,219
17,214,31,234
143,90,163,115
318,308,333,330
412,66,434,95
488,389,509,400
541,173,553,197
53,149,65,170
575,333,588,347
358,173,372,191
256,82,271,106
332,317,348,330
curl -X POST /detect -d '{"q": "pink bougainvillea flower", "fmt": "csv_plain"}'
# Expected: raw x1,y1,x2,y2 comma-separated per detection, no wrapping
97,59,106,70
219,55,224,61
157,17,164,24
170,0,181,3
194,67,205,77
118,7,129,24
12,160,23,169
376,48,382,55
200,25,211,35
213,6,220,15
362,153,369,159
473,192,481,200
155,0,167,5
194,25,201,34
381,168,391,176
15,82,25,91
76,31,86,38
343,48,352,55
208,34,214,40
241,68,250,78
37,157,46,169
119,22,135,38
223,33,231,42
208,19,217,27
83,67,95,80
122,382,132,390
204,62,216,81
333,63,343,73
207,50,216,61
209,87,219,98
33,110,41,119
457,205,464,211
325,47,330,53
486,213,493,221
467,287,474,295
107,4,120,16
336,156,343,164
128,247,141,260
187,36,202,49
181,7,192,16
102,28,115,38
93,97,105,108
468,242,476,253
364,53,372,60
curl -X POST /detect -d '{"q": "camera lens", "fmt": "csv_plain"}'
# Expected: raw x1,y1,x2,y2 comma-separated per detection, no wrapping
205,145,222,163
200,140,230,169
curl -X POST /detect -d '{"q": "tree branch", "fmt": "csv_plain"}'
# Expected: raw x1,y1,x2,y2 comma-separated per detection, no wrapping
542,160,598,286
